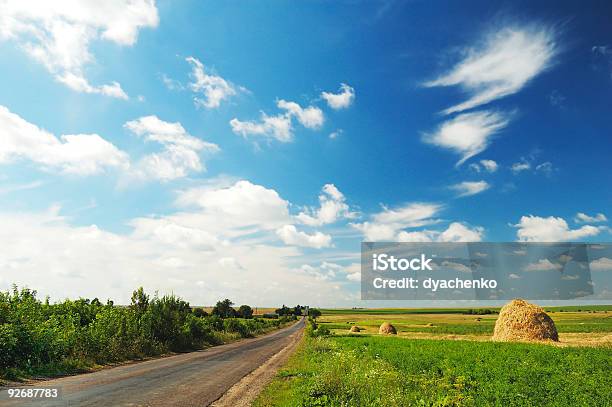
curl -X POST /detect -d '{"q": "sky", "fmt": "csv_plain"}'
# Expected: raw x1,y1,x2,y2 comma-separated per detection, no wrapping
0,0,610,306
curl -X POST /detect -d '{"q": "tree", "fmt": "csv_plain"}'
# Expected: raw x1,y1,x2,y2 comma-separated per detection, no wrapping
192,308,208,318
275,305,291,316
309,308,321,320
237,305,253,319
130,287,149,316
212,299,236,318
293,305,303,316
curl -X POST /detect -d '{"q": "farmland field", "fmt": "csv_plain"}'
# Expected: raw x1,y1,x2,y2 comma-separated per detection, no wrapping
255,307,612,406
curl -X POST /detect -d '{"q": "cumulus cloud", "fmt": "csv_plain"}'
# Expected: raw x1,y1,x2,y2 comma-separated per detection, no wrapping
0,105,128,175
471,159,499,173
124,115,219,182
0,0,159,98
186,56,239,109
575,212,607,223
296,184,357,226
0,206,347,306
480,159,498,172
590,257,612,271
424,24,557,114
450,180,490,197
351,202,483,242
174,180,291,233
230,99,324,142
514,215,601,242
276,225,332,249
523,258,562,272
321,83,355,109
423,111,510,165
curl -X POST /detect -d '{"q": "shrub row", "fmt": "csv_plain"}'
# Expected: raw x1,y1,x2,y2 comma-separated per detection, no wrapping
0,286,290,379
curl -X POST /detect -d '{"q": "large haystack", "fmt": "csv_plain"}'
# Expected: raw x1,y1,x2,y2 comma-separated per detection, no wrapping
378,322,397,335
493,299,559,342
349,325,361,333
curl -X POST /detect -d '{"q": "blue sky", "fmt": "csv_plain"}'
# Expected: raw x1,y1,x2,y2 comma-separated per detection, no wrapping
0,1,610,306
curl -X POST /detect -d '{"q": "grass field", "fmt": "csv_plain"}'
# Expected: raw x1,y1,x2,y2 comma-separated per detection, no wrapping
255,306,612,406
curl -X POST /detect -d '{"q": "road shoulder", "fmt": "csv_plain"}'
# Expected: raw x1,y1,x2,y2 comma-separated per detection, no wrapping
211,322,304,407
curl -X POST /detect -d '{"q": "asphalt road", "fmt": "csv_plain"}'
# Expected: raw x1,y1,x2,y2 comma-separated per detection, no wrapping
0,318,304,407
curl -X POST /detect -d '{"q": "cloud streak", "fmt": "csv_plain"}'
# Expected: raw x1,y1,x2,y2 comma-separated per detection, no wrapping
424,24,557,114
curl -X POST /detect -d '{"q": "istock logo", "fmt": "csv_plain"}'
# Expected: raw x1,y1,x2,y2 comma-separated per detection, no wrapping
372,253,433,271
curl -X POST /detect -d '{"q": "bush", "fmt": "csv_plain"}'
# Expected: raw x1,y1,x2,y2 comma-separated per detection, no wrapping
0,286,283,379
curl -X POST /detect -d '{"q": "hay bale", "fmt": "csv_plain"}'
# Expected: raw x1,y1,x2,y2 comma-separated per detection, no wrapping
378,322,397,335
492,299,559,342
349,325,361,333
426,322,434,327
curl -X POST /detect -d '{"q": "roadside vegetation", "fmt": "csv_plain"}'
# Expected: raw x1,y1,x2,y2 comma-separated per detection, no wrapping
0,286,299,382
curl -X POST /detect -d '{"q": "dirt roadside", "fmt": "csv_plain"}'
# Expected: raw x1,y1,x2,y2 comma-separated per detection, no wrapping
211,324,303,407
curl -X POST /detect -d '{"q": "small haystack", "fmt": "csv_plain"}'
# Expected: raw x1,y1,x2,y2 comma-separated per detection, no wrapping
493,299,559,342
349,325,361,333
378,322,397,335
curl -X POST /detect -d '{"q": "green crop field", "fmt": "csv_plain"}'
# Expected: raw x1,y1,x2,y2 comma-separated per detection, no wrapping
256,335,611,406
256,307,612,406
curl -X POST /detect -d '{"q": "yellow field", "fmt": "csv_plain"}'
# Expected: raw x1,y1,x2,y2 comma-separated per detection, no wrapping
318,311,612,347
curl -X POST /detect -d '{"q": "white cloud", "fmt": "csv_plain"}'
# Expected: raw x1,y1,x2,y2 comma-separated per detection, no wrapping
535,161,554,176
218,257,244,270
514,215,601,242
277,100,324,129
439,260,471,273
423,111,510,165
352,203,483,242
276,225,332,249
590,257,612,271
511,160,531,174
296,184,357,226
230,114,292,142
0,0,159,98
0,206,347,306
352,202,442,241
480,159,498,172
186,56,238,109
524,258,562,272
438,222,484,242
329,129,343,139
450,180,490,197
321,83,355,109
575,212,608,224
424,24,557,114
175,180,291,233
230,99,324,142
124,115,219,182
0,105,128,175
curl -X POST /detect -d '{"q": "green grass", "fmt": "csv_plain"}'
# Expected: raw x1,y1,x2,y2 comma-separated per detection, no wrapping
255,336,612,407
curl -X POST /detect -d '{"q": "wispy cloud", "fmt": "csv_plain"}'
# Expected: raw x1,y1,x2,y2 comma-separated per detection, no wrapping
575,212,607,224
450,180,490,197
424,24,558,114
423,111,510,165
186,56,241,109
